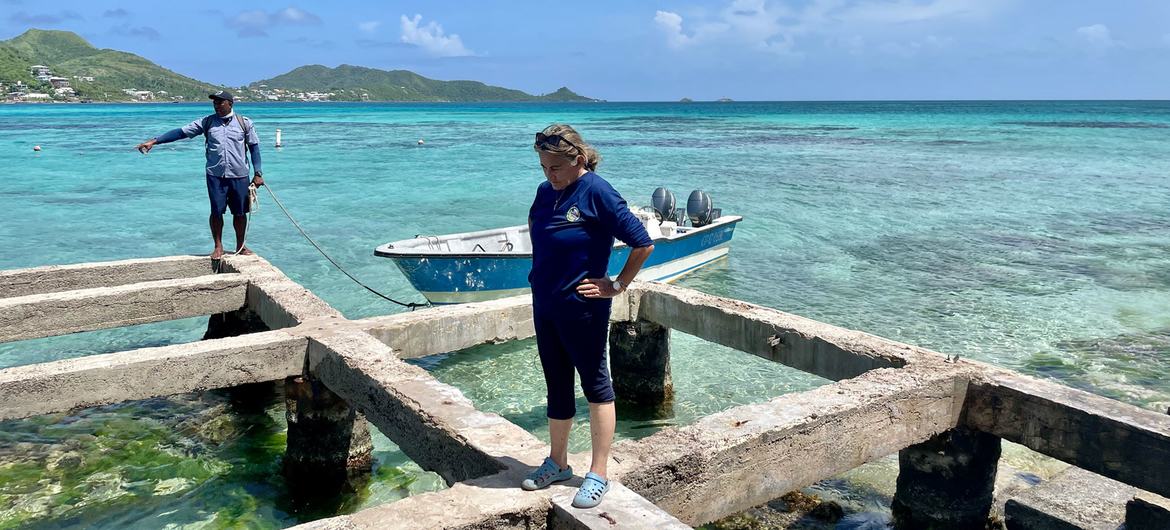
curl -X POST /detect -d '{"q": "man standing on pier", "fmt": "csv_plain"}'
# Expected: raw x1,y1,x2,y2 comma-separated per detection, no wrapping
136,90,264,259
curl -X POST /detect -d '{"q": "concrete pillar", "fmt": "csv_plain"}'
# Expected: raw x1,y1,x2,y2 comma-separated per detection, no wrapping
892,427,1001,530
609,319,673,415
284,375,374,494
203,307,268,340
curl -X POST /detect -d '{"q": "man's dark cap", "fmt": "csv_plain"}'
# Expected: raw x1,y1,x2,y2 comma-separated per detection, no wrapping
209,90,235,103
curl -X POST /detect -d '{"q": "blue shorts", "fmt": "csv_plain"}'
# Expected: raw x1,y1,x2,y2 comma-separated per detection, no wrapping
534,307,615,420
206,175,250,216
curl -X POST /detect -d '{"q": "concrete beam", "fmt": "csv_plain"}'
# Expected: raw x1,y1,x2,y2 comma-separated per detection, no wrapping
630,283,929,381
293,482,549,530
611,366,971,526
287,469,691,530
356,295,535,359
549,483,691,529
219,255,344,329
0,274,248,343
1004,467,1132,530
964,372,1170,499
1128,492,1170,530
0,255,214,298
307,331,547,484
0,330,306,421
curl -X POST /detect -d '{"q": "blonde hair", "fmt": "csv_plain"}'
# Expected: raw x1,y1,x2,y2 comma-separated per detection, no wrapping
535,123,601,171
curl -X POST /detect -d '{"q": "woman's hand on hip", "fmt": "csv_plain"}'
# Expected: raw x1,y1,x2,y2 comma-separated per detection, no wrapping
578,278,620,299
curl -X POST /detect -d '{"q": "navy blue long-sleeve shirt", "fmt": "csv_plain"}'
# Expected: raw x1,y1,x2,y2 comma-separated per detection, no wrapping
528,172,653,313
154,114,261,178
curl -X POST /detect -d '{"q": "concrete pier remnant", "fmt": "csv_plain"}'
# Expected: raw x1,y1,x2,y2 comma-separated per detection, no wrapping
892,427,1002,530
608,319,673,409
3,256,1170,529
284,375,374,492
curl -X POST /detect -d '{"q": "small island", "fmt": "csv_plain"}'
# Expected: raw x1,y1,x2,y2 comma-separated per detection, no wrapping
679,97,693,103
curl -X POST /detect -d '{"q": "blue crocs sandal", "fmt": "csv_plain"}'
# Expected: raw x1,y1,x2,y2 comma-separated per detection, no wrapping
572,472,610,508
521,457,573,491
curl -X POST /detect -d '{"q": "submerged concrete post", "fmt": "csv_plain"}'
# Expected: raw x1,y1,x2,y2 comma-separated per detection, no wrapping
284,375,373,493
609,319,673,413
892,427,1001,530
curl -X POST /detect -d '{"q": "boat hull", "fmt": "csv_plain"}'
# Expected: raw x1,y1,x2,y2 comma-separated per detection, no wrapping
379,218,739,305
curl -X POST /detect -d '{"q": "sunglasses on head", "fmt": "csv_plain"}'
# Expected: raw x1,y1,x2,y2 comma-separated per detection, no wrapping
535,132,581,154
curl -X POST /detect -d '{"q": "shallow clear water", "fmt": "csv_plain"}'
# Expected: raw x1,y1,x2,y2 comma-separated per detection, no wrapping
1,101,1168,527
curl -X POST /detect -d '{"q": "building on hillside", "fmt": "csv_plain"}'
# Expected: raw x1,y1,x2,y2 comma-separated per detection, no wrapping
30,65,52,81
49,77,70,89
24,93,51,100
54,87,75,96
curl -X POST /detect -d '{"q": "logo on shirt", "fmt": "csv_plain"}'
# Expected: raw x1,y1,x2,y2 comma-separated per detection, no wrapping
565,206,581,222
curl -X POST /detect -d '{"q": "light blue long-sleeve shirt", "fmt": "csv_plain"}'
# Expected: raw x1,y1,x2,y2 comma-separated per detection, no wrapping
155,114,262,178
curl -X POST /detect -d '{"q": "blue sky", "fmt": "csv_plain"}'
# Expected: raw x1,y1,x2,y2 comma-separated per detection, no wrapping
3,0,1168,101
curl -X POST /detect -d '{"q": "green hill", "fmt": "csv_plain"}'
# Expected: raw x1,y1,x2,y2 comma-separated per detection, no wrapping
0,29,221,101
250,64,594,102
0,29,594,103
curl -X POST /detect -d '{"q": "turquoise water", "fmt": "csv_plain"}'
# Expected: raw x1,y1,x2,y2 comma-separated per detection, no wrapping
1,101,1169,527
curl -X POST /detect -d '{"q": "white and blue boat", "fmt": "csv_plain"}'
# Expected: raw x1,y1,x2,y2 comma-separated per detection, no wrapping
375,189,741,304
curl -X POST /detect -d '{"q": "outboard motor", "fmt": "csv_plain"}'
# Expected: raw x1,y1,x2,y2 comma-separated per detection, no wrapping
650,187,677,223
687,189,716,227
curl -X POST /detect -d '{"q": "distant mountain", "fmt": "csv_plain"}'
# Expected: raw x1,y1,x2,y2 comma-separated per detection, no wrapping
0,29,220,101
0,29,594,103
250,64,594,102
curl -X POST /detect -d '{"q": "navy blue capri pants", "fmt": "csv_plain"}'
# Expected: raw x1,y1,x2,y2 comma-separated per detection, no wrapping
535,307,615,420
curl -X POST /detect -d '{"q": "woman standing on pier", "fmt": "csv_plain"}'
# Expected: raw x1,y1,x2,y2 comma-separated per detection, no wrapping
521,124,654,508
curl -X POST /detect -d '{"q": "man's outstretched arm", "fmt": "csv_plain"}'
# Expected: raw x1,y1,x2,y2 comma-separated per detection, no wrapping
136,119,205,153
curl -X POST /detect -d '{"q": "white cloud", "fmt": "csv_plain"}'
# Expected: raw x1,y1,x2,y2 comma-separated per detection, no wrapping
228,6,321,38
840,0,995,25
654,11,693,48
400,14,473,57
273,7,319,25
1076,24,1119,54
1076,24,1113,46
359,20,381,33
653,0,1002,57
